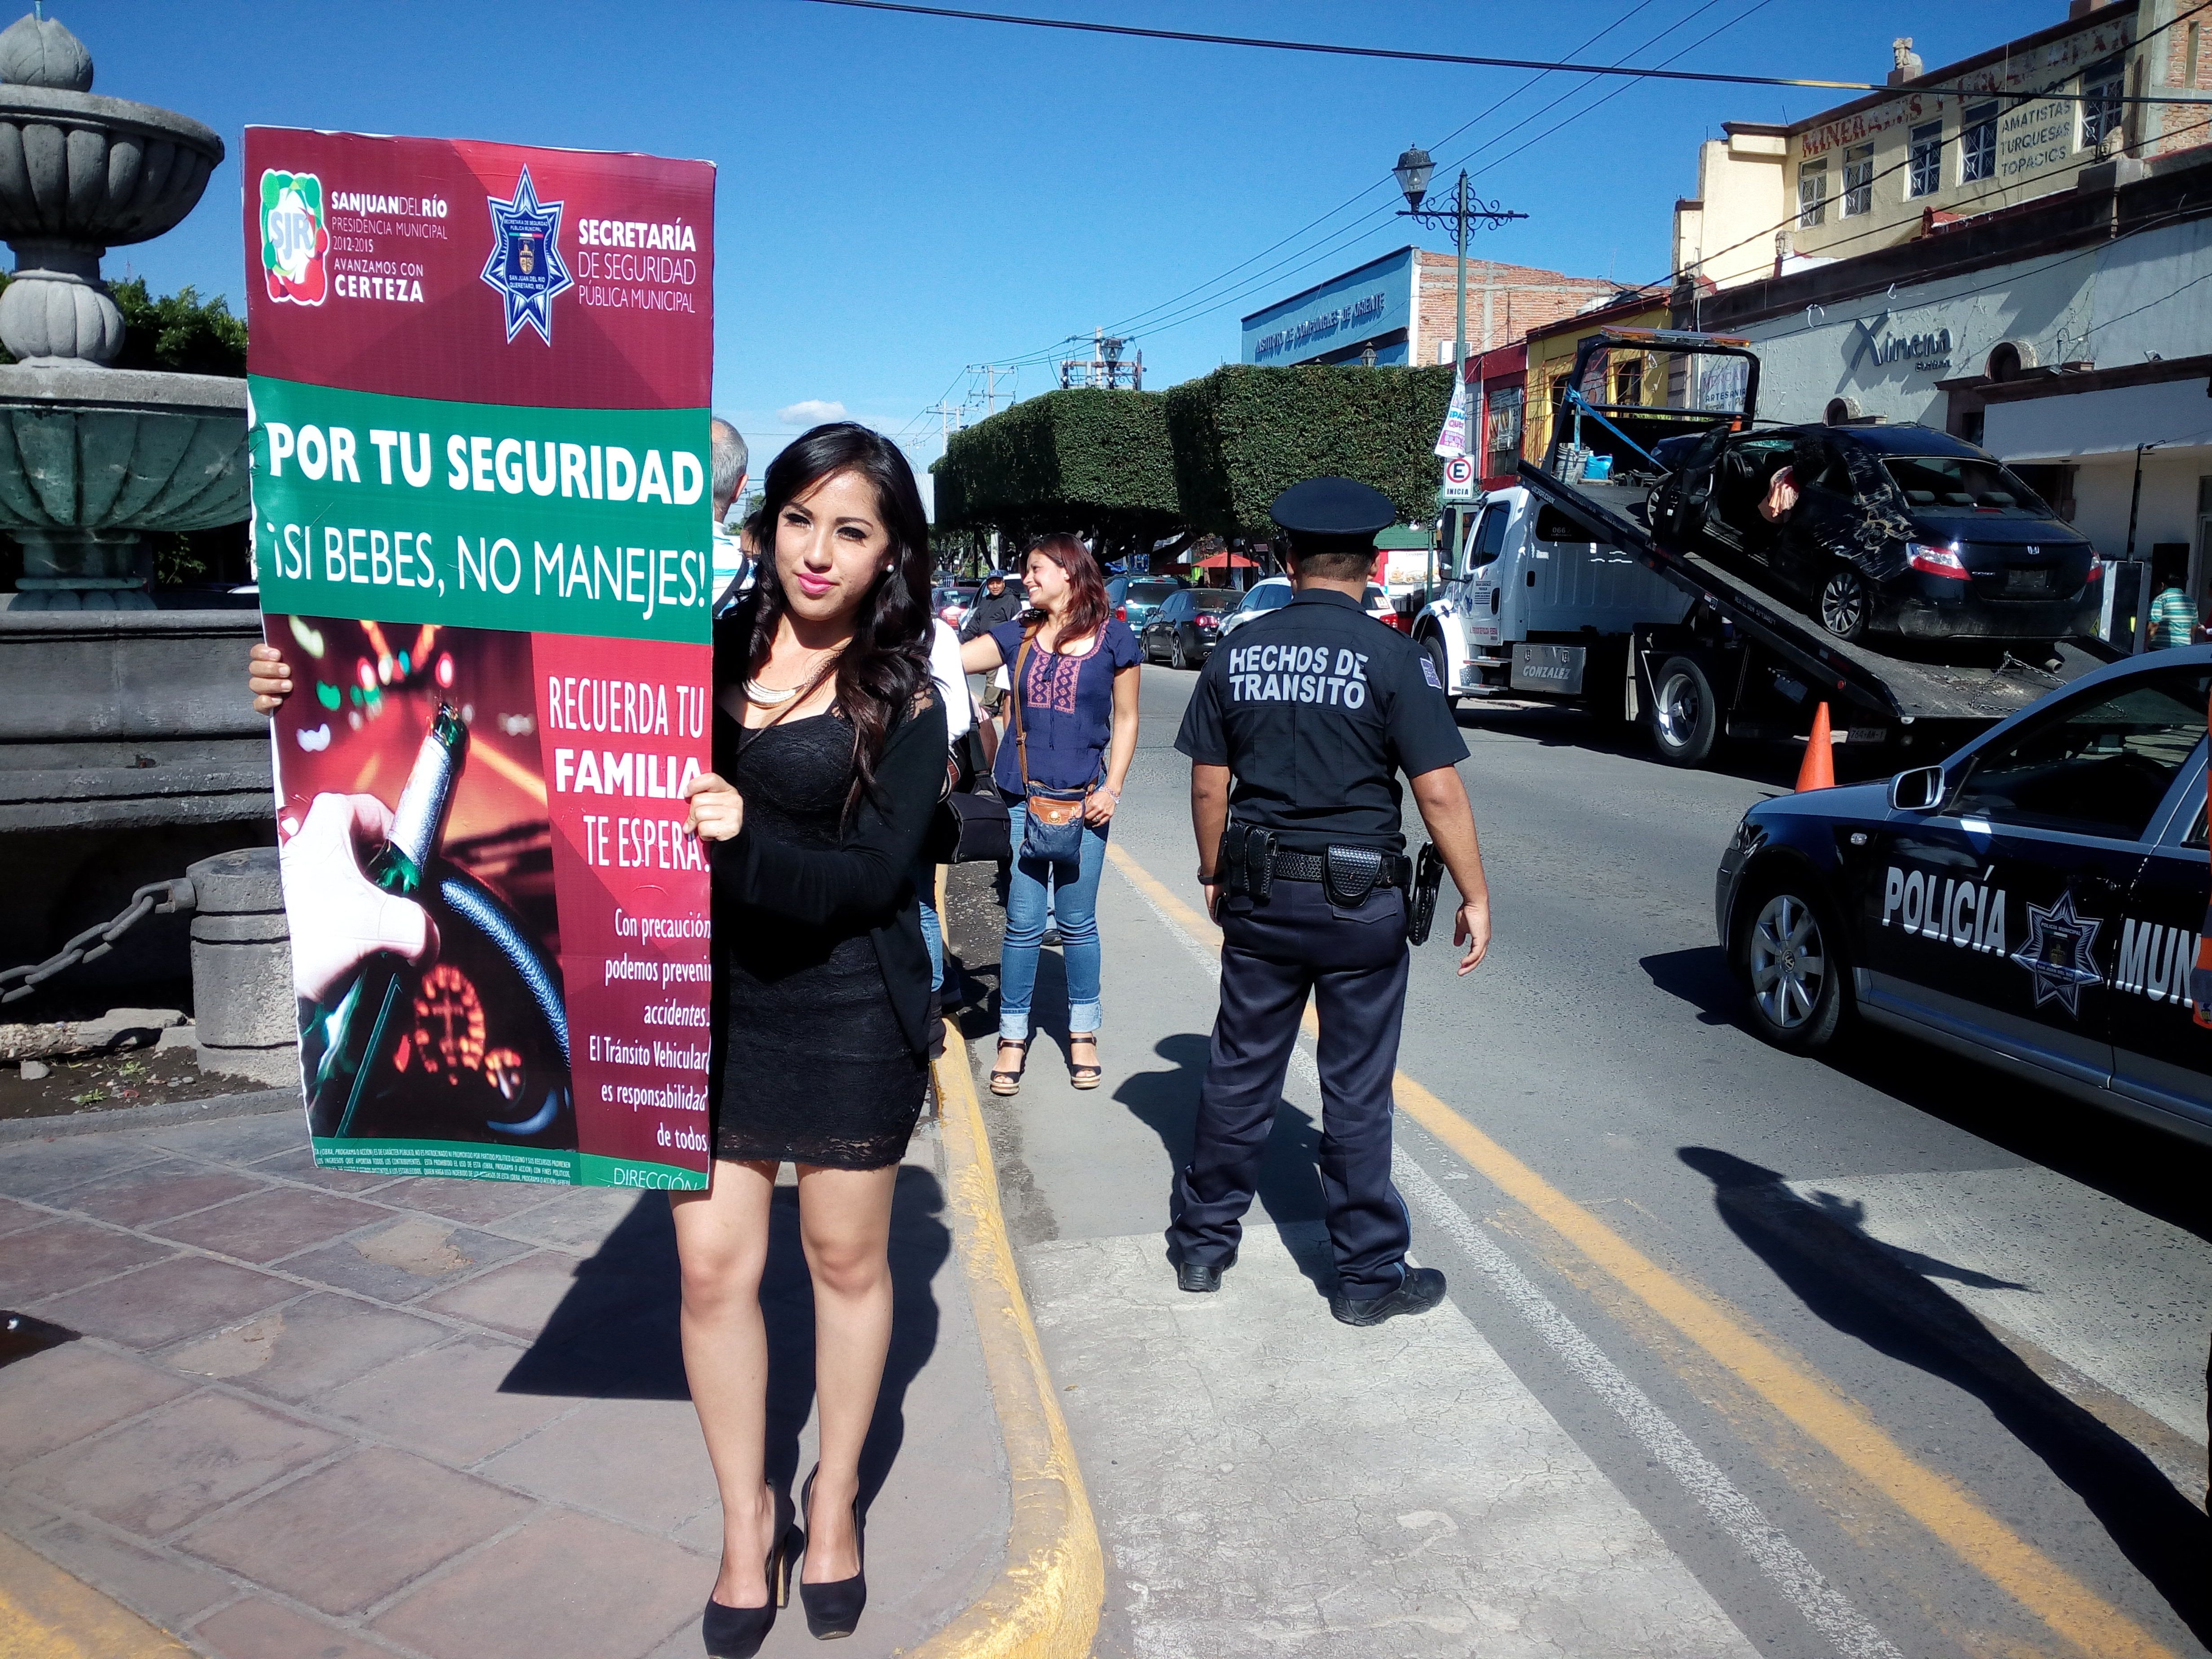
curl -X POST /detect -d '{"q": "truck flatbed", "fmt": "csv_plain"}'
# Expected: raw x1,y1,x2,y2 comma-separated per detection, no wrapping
1518,464,2113,729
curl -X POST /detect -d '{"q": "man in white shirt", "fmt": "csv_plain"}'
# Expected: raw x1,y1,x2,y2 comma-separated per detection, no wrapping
708,417,750,613
921,616,979,1027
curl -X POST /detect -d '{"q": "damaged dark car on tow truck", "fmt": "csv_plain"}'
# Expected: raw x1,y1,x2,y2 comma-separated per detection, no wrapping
1715,647,2212,1146
1650,422,2100,646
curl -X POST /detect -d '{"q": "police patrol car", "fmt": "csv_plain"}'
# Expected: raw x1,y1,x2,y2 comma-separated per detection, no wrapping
1716,646,2212,1145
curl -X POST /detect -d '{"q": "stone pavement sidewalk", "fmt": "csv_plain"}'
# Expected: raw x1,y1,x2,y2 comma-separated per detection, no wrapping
0,1104,1008,1659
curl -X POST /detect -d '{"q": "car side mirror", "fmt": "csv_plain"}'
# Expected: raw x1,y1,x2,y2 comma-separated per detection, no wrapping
1889,765,1944,813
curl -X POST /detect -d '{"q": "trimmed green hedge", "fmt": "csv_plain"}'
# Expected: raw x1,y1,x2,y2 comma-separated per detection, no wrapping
933,365,1455,540
1164,364,1455,536
931,388,1174,538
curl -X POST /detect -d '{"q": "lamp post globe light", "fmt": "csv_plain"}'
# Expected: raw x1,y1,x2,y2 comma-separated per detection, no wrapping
1393,145,1435,213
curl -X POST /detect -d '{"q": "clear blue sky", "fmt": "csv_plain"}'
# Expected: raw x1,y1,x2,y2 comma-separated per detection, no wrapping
102,0,2034,486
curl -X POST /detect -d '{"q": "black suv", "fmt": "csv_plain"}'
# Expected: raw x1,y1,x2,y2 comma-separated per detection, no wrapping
1650,422,2099,645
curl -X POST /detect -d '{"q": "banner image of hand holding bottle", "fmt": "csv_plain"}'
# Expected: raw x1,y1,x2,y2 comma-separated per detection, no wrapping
245,128,716,1189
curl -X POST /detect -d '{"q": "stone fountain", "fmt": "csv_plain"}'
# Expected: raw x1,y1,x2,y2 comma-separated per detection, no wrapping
0,8,266,1003
0,9,246,610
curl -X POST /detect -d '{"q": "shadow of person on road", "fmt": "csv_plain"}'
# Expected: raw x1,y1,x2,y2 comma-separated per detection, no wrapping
1115,1031,1335,1296
1680,1145,2212,1641
1639,946,1742,1028
498,1171,950,1511
1638,949,2212,1251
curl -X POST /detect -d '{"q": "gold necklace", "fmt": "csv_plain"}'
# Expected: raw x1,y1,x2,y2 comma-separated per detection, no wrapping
744,642,845,706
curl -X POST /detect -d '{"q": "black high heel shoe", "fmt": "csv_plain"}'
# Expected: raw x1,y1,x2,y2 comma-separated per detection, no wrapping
798,1466,867,1640
702,1487,801,1659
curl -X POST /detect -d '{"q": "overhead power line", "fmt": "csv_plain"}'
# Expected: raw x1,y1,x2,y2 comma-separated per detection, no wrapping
794,0,2212,106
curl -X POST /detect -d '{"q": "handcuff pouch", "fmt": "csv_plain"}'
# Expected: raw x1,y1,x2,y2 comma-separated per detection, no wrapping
1322,843,1384,908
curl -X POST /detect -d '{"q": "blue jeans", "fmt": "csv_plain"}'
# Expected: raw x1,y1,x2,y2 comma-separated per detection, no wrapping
915,856,944,993
1000,803,1106,1041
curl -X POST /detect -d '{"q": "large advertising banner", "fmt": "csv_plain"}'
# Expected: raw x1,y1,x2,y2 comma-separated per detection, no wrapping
244,128,716,1189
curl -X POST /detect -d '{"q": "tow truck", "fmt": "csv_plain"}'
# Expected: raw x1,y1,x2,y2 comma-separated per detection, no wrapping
1421,328,2114,767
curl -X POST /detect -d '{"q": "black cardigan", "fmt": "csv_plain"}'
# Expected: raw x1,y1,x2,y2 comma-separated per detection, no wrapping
708,681,948,1059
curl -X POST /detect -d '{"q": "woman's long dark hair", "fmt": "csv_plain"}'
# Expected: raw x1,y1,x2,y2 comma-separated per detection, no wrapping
1025,533,1110,645
742,423,932,818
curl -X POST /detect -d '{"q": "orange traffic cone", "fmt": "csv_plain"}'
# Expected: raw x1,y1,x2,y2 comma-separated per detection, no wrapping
1795,702,1835,792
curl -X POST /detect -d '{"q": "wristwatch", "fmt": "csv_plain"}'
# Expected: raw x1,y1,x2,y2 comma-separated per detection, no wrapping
1197,869,1217,883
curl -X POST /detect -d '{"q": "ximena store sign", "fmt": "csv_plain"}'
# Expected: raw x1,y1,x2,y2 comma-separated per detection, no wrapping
245,128,716,1190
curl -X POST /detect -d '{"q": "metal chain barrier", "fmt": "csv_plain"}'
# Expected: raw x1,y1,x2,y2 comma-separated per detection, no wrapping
0,877,198,1005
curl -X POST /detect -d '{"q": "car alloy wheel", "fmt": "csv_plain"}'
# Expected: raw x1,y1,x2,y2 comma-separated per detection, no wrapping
1748,893,1825,1030
1172,633,1190,670
1819,569,1871,641
1740,885,1848,1053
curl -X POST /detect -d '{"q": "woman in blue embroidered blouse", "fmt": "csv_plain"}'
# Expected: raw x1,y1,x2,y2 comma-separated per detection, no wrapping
959,534,1141,1094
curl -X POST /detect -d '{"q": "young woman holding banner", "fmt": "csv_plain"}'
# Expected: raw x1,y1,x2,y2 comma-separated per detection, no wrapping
250,422,946,1657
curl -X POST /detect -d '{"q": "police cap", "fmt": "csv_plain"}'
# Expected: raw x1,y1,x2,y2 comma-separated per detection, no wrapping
1268,477,1395,550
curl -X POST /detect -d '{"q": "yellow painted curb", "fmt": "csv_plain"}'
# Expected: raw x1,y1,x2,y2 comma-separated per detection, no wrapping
0,1532,188,1659
918,1011,1105,1659
918,867,1102,1656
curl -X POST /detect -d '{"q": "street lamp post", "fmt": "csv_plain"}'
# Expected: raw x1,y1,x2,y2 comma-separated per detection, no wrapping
1394,146,1525,596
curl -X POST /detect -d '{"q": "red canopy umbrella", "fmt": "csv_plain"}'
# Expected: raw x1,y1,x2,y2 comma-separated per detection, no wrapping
1194,552,1259,569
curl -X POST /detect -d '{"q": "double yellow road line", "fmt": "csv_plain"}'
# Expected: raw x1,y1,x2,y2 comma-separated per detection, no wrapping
1106,841,2177,1659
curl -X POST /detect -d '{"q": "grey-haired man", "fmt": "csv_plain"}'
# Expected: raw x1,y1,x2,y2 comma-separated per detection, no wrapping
709,416,750,613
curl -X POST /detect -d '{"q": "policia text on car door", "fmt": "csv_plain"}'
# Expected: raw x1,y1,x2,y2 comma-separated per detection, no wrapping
1848,666,2211,1090
2107,755,2212,1130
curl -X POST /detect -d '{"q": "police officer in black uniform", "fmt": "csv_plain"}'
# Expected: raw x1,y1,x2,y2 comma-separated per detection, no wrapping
1167,477,1493,1326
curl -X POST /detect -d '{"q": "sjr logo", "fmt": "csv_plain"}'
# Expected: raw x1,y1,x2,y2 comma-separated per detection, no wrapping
260,170,329,307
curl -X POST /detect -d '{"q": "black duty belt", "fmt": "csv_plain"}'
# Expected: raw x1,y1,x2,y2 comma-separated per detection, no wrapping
1219,821,1406,909
1269,847,1409,887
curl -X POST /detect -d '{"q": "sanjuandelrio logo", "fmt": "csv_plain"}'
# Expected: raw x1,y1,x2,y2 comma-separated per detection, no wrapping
261,169,329,306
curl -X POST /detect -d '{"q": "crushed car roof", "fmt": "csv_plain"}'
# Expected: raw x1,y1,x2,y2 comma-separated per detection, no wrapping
1773,421,1989,459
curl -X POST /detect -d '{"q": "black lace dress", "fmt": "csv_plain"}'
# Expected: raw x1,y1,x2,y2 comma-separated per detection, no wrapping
712,704,928,1169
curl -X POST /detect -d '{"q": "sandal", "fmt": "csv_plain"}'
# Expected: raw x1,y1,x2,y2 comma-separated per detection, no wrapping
989,1039,1029,1097
1067,1033,1102,1091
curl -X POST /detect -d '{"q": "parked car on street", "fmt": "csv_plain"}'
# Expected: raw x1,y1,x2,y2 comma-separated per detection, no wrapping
935,582,979,628
1652,421,2099,645
1715,645,2212,1144
1218,576,1292,640
1220,577,1392,641
1140,587,1239,667
1110,577,1184,631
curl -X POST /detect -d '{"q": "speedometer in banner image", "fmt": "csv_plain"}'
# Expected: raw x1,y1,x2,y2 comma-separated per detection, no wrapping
268,617,576,1152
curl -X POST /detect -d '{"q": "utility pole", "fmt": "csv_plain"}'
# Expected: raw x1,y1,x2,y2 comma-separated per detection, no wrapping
927,401,965,448
1058,329,1143,391
1393,145,1525,592
965,362,1017,415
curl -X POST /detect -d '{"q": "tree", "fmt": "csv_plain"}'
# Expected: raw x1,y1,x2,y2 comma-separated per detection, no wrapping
931,388,1177,563
109,278,247,377
1164,364,1455,536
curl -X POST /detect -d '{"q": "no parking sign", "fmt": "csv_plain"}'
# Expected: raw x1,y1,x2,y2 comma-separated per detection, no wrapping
1442,454,1476,501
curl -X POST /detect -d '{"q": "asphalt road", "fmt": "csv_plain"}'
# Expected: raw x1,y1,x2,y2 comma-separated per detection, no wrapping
960,659,2212,1659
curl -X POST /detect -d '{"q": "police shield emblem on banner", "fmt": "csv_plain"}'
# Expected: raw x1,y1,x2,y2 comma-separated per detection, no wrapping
482,167,574,344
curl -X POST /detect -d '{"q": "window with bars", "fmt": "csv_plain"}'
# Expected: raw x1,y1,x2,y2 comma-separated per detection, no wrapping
1960,104,1997,183
2081,57,2124,150
1907,123,1942,197
1798,158,1828,228
1485,385,1522,460
1614,357,1644,407
1842,143,1875,215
